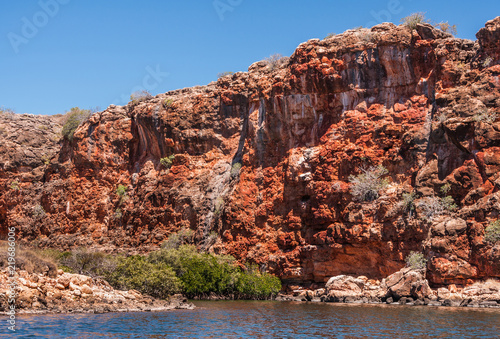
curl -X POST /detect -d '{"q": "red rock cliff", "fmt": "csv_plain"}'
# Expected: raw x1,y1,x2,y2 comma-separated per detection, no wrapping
1,18,500,287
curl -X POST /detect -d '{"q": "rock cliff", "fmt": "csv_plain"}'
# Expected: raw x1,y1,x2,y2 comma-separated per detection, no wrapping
1,18,500,288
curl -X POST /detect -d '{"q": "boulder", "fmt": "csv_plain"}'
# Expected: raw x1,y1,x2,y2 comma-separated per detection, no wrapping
383,267,431,300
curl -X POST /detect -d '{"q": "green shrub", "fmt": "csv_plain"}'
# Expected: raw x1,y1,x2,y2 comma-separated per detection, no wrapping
61,107,92,141
440,195,457,211
148,245,281,299
116,184,127,203
114,208,123,219
163,99,174,109
230,162,242,178
49,244,281,300
325,33,336,39
10,181,20,191
405,251,427,270
105,255,182,299
41,154,51,165
217,72,234,78
234,266,282,299
349,165,389,202
485,220,500,244
401,191,417,218
160,155,175,169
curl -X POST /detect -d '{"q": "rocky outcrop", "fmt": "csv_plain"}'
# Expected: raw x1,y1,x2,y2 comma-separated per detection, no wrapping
0,269,194,314
1,18,500,288
283,269,500,308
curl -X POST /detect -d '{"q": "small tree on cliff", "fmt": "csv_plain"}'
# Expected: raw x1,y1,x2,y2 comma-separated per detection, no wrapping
61,107,92,141
405,251,427,270
400,12,429,29
349,165,389,202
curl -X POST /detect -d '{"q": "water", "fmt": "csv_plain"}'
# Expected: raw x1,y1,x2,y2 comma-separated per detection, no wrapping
1,301,499,338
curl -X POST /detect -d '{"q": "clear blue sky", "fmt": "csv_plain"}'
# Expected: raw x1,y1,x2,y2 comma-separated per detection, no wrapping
1,0,498,115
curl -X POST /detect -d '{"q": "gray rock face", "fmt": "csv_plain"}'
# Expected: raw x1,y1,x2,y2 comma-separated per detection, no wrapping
0,112,62,172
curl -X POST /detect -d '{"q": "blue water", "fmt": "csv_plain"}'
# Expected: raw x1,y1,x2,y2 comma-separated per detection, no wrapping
1,301,499,338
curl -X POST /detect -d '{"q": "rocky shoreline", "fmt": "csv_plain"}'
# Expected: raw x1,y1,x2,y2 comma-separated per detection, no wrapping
0,269,194,315
277,268,500,309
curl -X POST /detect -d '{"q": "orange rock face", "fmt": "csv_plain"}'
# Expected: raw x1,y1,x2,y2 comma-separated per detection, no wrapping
2,18,500,288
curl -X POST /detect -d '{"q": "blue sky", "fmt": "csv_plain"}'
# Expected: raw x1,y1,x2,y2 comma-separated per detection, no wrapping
1,0,499,115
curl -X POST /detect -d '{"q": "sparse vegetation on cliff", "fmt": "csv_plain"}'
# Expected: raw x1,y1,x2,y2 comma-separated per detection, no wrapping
9,180,20,191
264,53,288,71
0,106,15,114
130,90,152,104
116,184,127,204
400,12,429,29
162,98,174,109
485,220,500,244
349,165,389,202
418,196,456,220
217,71,234,78
418,184,457,220
435,22,457,35
482,56,493,68
405,251,427,270
230,162,242,178
61,107,92,141
401,12,457,35
32,204,46,219
473,109,497,124
161,228,194,250
401,191,417,218
160,155,175,169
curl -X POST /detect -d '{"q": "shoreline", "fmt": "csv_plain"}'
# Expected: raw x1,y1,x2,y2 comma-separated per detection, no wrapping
275,294,500,309
276,268,500,309
0,269,194,316
2,267,499,315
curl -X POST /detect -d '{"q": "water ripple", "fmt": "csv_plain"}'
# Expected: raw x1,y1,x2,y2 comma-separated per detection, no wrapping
1,301,499,338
